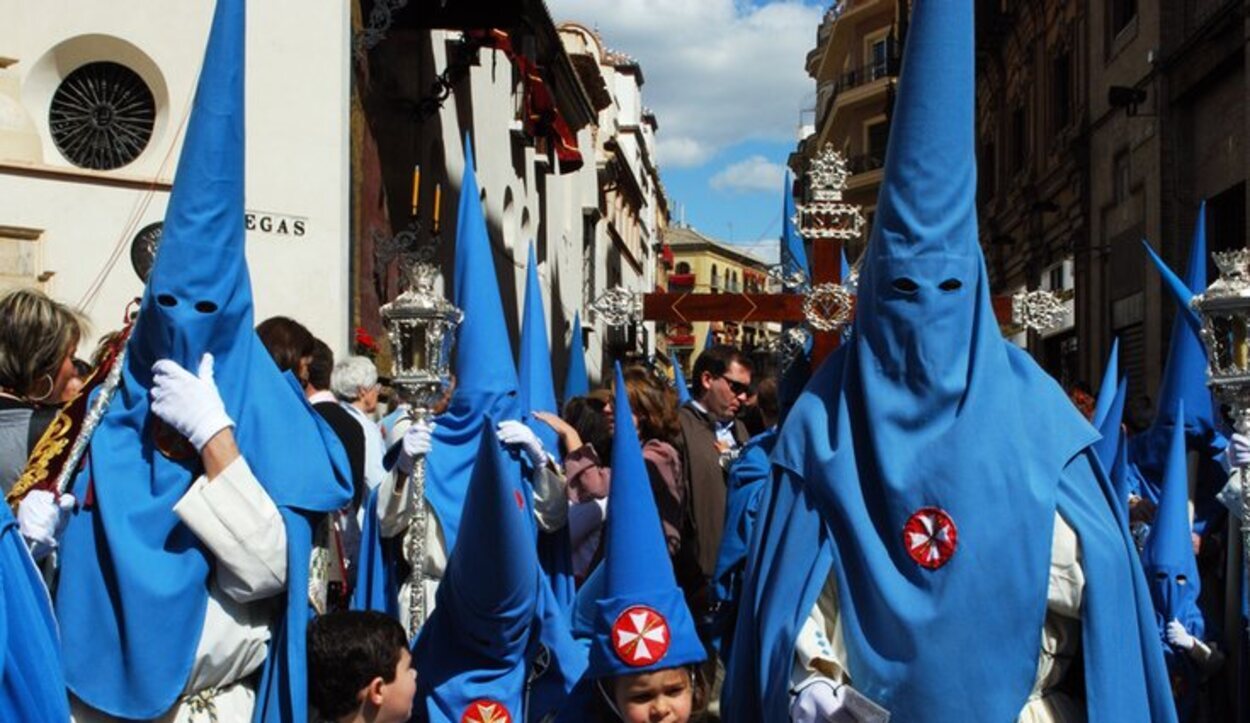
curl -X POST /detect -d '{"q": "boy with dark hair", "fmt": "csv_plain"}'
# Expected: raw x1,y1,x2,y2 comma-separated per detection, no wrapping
308,611,416,723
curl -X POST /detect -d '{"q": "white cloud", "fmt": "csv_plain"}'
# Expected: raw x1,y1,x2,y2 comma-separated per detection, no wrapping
548,0,822,169
735,239,781,266
709,154,786,193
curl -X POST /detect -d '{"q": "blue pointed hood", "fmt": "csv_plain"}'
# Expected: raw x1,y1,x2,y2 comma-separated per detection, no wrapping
415,422,539,723
1141,402,1204,637
840,246,851,282
519,243,560,456
56,0,352,718
1134,204,1224,497
563,312,590,403
450,134,521,420
780,170,809,282
587,363,704,678
670,351,692,406
423,135,523,550
768,2,1098,718
1110,432,1136,513
1091,339,1121,429
1143,241,1203,337
1093,375,1128,474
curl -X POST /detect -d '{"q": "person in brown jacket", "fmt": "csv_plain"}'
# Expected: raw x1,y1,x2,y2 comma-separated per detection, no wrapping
676,345,752,719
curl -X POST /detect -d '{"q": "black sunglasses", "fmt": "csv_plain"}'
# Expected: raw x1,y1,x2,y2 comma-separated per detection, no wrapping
721,375,751,396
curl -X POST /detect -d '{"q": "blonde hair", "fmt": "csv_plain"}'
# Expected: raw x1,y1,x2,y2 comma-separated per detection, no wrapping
0,289,86,401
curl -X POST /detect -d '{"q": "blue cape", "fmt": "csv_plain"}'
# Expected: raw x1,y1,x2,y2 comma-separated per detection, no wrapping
723,1,1174,719
0,502,69,721
710,428,776,662
56,1,352,719
713,429,777,605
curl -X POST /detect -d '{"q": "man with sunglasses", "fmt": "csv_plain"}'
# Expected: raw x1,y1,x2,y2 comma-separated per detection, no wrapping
675,344,753,720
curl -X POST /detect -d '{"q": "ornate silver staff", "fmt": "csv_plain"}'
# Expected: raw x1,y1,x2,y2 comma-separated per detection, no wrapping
380,258,462,638
1190,250,1250,638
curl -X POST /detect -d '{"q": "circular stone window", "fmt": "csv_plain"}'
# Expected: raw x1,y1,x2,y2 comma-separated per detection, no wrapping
49,61,156,170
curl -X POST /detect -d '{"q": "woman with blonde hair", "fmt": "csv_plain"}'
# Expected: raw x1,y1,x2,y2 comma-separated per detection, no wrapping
0,288,86,495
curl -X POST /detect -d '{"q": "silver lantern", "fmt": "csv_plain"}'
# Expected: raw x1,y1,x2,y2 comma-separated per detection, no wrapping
379,259,462,638
381,260,462,422
1191,248,1250,639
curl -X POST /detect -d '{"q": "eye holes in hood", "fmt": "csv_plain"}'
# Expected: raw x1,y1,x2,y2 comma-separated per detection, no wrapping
890,277,964,293
155,295,219,314
892,277,919,294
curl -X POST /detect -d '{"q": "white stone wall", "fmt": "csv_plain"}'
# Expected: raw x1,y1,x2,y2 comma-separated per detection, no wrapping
0,0,352,356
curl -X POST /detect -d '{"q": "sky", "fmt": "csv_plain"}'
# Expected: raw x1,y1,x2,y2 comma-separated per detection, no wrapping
545,0,828,265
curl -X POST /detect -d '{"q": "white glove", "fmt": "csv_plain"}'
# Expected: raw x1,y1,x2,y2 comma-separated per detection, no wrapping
790,677,853,723
18,490,75,560
1166,619,1196,651
151,354,234,452
497,419,548,469
1230,432,1250,468
397,419,435,475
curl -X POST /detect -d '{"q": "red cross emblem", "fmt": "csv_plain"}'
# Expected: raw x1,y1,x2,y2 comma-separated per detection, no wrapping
903,507,958,570
461,700,512,723
611,605,671,667
513,489,525,511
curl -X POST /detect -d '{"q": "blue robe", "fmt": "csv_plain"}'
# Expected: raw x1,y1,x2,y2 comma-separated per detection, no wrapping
723,349,1177,722
0,502,69,722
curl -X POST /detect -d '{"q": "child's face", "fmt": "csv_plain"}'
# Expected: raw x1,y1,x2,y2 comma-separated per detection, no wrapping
376,648,417,723
611,667,693,723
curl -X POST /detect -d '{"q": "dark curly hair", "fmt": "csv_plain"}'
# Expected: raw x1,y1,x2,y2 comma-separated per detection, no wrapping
307,611,407,720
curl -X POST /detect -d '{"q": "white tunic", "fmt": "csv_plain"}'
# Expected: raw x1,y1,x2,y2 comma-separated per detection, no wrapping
72,456,287,723
794,513,1086,723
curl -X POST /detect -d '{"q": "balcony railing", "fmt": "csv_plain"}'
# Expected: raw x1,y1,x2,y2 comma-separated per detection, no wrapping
834,53,900,97
847,153,886,174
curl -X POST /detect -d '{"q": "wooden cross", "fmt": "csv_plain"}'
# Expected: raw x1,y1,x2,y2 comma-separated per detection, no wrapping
644,237,1017,367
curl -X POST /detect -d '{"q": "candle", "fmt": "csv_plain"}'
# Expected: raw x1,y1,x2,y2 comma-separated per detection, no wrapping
432,183,442,233
411,165,420,217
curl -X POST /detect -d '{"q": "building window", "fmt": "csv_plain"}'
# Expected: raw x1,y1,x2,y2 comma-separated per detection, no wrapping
675,261,691,275
1009,105,1027,176
1110,0,1137,39
1112,150,1131,204
1051,51,1072,133
866,121,889,164
710,264,720,291
870,37,890,80
49,61,156,170
582,214,597,310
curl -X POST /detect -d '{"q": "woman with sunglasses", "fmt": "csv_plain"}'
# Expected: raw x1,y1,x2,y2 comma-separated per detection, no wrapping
536,367,687,580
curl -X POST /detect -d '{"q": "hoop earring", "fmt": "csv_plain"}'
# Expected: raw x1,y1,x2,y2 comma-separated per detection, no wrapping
28,374,55,403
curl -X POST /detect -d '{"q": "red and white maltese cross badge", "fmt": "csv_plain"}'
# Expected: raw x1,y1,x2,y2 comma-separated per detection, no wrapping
461,700,512,723
611,605,671,666
902,507,958,570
